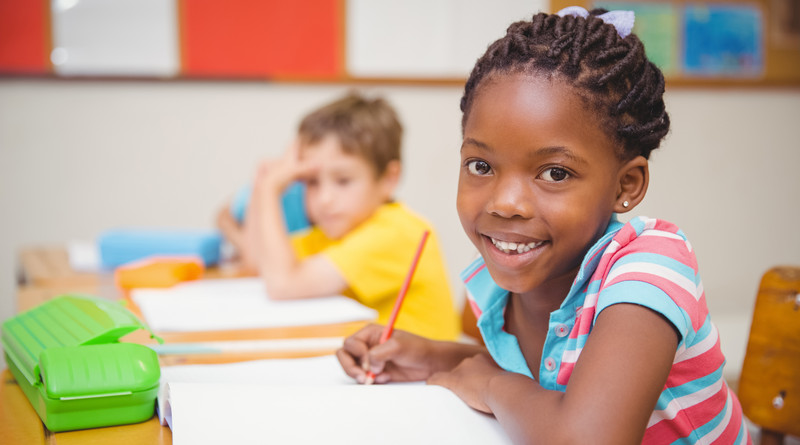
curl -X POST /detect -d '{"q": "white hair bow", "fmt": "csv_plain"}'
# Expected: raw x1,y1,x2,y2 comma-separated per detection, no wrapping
556,6,635,38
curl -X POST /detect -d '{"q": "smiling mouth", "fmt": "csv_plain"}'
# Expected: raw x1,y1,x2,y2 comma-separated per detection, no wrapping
489,236,545,254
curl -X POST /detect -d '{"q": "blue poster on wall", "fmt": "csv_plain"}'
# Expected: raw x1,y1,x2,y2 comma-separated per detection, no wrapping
683,4,764,78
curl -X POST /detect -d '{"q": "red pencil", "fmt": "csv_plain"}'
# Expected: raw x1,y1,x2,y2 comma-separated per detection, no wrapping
364,230,430,385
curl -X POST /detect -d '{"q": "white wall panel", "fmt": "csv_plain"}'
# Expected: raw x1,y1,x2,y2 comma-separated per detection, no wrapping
346,0,545,78
50,0,179,77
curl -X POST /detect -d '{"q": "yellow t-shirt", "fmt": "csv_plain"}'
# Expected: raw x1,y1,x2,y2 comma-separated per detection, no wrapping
291,202,460,340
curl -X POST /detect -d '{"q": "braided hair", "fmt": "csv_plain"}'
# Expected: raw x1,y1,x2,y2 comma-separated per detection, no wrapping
460,9,669,160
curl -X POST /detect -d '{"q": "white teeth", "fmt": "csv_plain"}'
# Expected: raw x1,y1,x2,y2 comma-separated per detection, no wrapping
490,237,543,254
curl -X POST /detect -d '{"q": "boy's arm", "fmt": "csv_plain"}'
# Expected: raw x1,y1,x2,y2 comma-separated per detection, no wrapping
237,196,260,275
251,143,348,299
429,303,677,444
216,201,244,254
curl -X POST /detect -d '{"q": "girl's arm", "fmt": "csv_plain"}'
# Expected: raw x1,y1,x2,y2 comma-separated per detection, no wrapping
337,324,487,384
429,303,678,445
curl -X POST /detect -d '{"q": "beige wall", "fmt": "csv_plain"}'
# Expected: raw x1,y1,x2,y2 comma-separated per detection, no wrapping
1,79,799,379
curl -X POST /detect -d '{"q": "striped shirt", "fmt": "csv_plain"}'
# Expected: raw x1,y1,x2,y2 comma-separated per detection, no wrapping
462,216,751,444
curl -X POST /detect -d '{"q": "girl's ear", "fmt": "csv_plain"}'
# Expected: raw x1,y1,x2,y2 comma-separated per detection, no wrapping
614,156,649,213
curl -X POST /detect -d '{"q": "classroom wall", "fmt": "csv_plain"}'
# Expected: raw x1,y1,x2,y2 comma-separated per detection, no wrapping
1,79,799,379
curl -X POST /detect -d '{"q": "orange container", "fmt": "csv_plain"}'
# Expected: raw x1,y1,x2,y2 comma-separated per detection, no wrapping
115,256,204,291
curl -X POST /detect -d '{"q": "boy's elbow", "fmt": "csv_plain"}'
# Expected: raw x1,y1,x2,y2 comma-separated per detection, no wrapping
263,277,299,300
238,249,258,274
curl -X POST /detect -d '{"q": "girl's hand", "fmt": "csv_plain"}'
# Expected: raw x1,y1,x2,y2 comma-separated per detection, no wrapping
427,353,505,414
336,324,438,384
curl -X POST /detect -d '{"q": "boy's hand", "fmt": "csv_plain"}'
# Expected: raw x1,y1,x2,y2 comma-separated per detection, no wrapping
427,353,506,414
336,324,437,384
254,139,315,196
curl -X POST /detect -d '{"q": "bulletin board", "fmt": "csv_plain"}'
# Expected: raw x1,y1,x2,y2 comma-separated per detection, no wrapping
0,0,544,84
552,0,800,86
1,0,798,86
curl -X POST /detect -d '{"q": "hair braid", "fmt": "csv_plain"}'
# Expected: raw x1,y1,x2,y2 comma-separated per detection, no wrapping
461,10,670,160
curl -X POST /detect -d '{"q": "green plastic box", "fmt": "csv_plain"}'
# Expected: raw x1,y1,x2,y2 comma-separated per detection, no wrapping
1,295,163,432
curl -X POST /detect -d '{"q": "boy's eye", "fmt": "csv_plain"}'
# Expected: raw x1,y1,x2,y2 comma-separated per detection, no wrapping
540,167,569,182
336,177,351,186
467,160,492,176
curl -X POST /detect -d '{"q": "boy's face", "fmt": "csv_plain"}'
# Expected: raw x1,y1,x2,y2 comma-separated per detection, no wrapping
457,74,625,300
301,135,395,240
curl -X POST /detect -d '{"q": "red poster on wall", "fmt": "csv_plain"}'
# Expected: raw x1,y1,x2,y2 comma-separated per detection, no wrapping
180,0,342,79
0,0,50,74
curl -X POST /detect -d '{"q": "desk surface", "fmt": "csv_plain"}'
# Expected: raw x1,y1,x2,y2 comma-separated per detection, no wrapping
1,368,171,444
6,246,367,444
15,246,246,312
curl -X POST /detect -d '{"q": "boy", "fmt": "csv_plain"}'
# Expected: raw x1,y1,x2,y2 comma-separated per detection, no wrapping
230,92,459,341
216,181,309,266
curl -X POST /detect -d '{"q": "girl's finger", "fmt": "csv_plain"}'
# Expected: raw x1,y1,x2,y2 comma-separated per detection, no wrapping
335,348,367,383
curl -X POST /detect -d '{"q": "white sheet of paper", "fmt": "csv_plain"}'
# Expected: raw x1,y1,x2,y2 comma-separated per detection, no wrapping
157,355,353,425
131,278,377,332
166,382,511,444
151,337,346,355
159,355,511,444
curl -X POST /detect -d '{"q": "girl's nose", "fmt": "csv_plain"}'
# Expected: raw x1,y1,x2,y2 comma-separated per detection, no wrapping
487,177,534,219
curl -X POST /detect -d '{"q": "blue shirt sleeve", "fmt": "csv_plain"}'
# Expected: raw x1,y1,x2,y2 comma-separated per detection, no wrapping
230,184,252,224
230,182,310,233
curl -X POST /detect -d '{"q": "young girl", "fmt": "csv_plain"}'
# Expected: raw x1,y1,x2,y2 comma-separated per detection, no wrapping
337,7,750,444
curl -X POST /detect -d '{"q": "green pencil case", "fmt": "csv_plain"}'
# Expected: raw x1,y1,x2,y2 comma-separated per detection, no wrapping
1,295,163,432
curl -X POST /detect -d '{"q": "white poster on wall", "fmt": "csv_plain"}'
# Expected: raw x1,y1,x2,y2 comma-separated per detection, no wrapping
346,0,547,78
50,0,179,77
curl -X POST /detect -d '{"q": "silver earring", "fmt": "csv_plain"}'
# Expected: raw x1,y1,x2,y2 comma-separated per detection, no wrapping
622,200,629,208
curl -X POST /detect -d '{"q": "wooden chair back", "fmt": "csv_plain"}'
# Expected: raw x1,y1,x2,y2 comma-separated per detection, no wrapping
738,266,800,445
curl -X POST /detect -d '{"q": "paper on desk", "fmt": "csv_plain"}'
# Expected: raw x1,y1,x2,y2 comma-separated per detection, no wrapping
131,278,378,332
163,357,511,444
157,355,354,426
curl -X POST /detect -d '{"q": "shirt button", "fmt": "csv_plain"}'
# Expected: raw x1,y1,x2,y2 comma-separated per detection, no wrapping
544,357,556,372
554,323,569,337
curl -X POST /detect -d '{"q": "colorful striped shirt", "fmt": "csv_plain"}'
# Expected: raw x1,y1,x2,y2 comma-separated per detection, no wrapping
462,216,751,444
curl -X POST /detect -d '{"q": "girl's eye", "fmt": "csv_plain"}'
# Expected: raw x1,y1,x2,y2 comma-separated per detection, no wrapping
540,167,569,182
467,160,492,176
